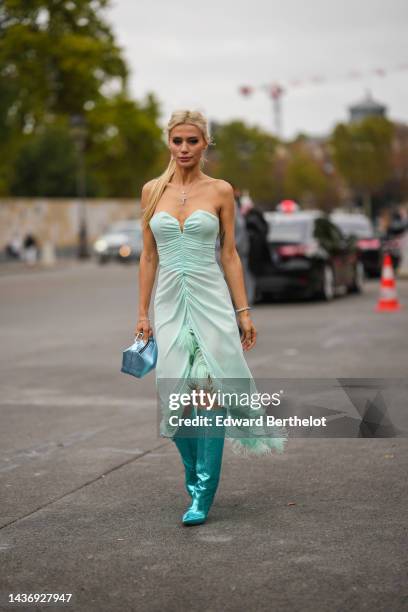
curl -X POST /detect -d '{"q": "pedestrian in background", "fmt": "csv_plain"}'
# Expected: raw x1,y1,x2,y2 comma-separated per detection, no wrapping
5,231,23,260
215,184,256,305
240,192,270,283
23,233,39,265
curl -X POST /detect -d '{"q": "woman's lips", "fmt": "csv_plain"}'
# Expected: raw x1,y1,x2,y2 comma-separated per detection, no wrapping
179,157,192,161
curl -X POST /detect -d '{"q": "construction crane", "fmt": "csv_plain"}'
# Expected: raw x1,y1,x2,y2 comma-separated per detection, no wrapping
239,62,408,139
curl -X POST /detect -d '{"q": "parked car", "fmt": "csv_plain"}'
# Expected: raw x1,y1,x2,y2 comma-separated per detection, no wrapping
330,212,400,277
93,220,142,264
255,210,364,301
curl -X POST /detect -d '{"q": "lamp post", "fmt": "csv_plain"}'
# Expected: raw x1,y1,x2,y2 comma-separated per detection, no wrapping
69,113,89,259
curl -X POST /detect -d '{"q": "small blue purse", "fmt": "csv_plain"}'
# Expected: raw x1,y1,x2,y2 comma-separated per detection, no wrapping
121,331,158,378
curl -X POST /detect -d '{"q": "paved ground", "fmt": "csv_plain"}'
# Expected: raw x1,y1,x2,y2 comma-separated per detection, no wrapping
0,260,407,612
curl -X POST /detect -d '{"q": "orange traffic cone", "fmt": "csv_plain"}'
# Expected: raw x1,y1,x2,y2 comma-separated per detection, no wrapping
375,254,402,312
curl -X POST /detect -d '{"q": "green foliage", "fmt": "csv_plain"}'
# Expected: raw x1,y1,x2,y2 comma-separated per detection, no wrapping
209,121,280,204
0,0,162,196
330,116,394,193
283,150,331,206
0,0,127,121
86,93,165,197
10,121,78,196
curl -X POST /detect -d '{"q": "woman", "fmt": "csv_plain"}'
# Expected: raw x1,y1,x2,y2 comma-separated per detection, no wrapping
135,109,287,526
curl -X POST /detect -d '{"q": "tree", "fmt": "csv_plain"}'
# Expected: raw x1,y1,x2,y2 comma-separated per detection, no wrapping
0,0,163,196
207,121,280,205
0,0,128,126
283,150,332,209
86,93,165,197
10,120,78,196
330,117,394,218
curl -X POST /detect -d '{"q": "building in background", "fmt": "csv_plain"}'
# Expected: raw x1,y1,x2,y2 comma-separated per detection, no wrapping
348,90,387,123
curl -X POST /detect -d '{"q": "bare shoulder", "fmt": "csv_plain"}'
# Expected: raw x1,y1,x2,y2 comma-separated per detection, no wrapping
210,178,234,199
206,179,235,221
142,178,158,195
140,178,158,211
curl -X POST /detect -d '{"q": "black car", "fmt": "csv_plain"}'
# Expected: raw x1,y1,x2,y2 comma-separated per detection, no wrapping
254,211,364,301
330,212,400,277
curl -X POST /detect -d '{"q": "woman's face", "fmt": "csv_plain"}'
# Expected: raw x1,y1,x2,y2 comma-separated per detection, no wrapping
168,124,207,168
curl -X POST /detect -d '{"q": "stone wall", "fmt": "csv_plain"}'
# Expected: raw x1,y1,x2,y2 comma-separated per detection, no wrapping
0,198,141,249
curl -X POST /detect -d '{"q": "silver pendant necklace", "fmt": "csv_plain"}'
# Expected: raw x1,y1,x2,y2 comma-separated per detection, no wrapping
180,188,189,206
169,179,199,205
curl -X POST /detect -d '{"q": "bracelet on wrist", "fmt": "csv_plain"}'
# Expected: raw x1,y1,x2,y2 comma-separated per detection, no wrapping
235,306,251,314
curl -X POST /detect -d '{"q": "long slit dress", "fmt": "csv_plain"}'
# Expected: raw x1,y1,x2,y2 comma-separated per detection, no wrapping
149,208,288,456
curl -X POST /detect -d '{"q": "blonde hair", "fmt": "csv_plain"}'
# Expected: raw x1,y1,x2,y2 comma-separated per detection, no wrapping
141,109,214,229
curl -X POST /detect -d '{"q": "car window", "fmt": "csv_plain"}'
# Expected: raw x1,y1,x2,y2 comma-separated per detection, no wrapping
314,218,343,248
327,221,344,243
314,218,331,242
333,218,373,238
107,225,141,235
123,228,141,236
267,219,311,243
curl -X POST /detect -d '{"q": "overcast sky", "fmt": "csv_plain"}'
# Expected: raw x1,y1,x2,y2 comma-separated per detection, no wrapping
107,0,408,140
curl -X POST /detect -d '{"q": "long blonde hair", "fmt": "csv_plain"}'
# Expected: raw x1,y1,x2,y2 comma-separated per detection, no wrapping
141,109,214,230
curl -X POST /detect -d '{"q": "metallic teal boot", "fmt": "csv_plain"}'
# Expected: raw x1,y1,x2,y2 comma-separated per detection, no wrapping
182,408,226,526
173,417,198,498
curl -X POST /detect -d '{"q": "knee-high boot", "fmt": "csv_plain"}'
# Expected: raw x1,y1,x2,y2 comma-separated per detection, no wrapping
182,408,226,526
173,419,198,498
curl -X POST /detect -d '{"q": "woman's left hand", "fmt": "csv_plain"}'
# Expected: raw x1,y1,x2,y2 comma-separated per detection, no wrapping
238,312,257,351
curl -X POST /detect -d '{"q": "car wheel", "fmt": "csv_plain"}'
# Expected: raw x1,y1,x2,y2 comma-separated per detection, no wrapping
319,264,335,301
349,261,365,293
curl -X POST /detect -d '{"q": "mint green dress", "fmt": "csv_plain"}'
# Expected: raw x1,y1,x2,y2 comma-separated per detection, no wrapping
149,209,288,456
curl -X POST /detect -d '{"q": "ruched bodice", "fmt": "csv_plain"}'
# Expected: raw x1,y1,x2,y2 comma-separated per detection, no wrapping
149,208,287,455
150,210,219,270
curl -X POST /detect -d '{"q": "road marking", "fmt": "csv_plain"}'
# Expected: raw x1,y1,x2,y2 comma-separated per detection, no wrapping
0,428,108,473
197,534,233,543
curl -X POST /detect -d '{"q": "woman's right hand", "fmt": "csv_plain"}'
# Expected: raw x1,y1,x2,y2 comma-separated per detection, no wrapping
134,316,153,343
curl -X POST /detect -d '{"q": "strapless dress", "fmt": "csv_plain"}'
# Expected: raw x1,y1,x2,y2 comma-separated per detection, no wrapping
149,209,288,455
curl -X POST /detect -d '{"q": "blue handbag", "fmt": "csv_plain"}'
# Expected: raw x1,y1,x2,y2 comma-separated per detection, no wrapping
121,331,158,378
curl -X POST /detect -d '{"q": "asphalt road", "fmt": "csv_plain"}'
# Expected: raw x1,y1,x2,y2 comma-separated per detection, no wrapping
0,260,407,612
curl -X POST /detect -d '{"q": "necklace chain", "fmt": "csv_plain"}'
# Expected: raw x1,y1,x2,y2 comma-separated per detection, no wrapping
168,179,200,205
